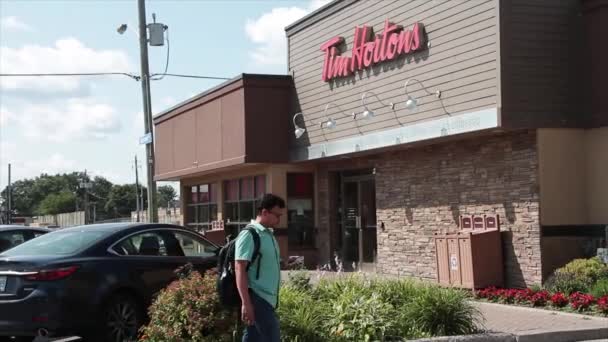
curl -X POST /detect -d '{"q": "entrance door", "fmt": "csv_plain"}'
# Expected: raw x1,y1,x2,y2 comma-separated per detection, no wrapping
341,174,377,271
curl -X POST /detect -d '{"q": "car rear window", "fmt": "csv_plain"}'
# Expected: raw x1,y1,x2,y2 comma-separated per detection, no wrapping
1,229,112,256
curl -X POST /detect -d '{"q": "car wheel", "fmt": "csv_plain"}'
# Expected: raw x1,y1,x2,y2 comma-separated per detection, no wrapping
103,294,143,342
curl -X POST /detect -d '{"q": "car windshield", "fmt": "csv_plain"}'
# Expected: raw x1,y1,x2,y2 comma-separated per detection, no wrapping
1,229,112,256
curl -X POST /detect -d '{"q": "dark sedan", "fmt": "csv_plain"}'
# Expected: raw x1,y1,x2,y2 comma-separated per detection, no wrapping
0,226,50,253
0,223,219,342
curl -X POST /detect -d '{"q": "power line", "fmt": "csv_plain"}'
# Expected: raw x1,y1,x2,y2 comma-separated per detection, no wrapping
149,73,231,80
0,72,231,81
0,72,141,80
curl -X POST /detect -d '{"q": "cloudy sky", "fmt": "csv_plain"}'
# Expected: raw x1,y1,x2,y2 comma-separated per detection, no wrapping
0,0,329,192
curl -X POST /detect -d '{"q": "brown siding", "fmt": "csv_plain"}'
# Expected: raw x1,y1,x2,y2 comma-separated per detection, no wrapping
172,110,197,172
154,75,292,181
220,89,246,162
500,0,585,128
195,101,222,166
155,121,174,176
288,0,500,147
244,81,292,163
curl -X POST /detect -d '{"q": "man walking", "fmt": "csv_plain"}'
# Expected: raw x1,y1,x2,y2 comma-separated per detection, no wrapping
235,193,285,342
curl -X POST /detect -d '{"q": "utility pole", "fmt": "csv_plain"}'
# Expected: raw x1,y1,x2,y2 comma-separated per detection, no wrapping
80,170,92,225
137,0,158,223
84,170,89,224
134,155,140,222
7,163,11,224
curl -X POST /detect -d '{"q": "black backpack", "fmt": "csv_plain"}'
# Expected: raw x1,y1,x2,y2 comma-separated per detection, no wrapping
216,226,262,308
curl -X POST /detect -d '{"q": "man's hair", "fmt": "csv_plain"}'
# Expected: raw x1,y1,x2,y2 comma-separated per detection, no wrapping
257,193,286,214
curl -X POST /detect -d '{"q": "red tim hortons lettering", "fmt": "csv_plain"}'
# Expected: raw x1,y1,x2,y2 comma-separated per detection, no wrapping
320,36,344,81
320,21,426,82
350,25,370,72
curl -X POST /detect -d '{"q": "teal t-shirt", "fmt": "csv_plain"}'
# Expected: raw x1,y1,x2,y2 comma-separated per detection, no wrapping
234,220,281,308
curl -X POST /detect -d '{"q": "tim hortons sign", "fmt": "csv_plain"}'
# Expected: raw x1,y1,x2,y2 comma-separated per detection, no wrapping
320,19,427,82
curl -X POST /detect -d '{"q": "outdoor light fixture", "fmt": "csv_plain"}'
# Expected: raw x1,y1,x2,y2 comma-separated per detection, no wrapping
319,103,355,130
292,112,306,139
403,79,442,112
117,24,128,35
360,91,394,120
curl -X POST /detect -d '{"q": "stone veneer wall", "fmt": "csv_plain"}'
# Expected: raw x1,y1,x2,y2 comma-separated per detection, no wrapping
316,130,542,287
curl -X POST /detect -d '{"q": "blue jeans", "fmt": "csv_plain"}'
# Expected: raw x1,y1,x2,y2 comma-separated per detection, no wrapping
242,290,280,342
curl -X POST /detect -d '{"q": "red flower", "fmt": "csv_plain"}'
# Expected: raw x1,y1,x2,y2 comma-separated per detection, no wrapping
530,290,549,307
569,292,595,311
596,296,608,315
550,292,569,308
515,288,534,304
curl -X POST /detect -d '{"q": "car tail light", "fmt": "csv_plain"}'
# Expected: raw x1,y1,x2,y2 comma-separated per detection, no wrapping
25,266,79,281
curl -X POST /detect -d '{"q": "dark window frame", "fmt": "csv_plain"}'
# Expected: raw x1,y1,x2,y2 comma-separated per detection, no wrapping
223,175,266,238
186,183,218,233
287,173,316,249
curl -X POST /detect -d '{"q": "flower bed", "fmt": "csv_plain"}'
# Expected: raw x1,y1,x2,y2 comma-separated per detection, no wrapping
475,286,608,316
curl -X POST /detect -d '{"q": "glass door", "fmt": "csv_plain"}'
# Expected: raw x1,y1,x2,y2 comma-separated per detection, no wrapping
340,174,377,271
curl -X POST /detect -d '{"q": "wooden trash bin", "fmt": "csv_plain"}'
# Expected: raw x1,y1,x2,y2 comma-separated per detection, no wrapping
434,214,504,289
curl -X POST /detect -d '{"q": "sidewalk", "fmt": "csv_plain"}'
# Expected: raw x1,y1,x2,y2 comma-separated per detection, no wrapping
474,301,608,342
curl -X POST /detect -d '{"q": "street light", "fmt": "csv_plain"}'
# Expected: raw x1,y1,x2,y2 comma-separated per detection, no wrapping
116,24,127,35
117,0,167,223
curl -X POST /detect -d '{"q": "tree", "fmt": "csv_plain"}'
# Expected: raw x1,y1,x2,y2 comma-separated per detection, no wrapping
89,176,114,221
157,185,177,208
105,184,147,218
38,191,77,215
0,172,89,216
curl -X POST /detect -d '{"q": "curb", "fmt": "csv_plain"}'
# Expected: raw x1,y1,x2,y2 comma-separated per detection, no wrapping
516,328,608,342
411,333,516,341
411,328,608,342
473,301,608,322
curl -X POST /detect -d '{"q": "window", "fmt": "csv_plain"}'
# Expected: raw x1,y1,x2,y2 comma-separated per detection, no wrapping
173,231,217,258
287,173,315,248
111,231,186,257
186,183,218,232
224,175,266,239
3,230,113,256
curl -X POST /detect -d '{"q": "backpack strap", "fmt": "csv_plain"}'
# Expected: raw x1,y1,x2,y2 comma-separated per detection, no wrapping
243,226,262,280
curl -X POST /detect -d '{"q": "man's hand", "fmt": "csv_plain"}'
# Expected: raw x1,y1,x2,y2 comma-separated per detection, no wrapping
241,301,255,326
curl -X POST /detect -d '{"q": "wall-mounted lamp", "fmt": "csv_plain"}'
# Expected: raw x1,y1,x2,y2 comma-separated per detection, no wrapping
360,91,394,120
292,112,306,139
403,79,442,112
319,103,356,130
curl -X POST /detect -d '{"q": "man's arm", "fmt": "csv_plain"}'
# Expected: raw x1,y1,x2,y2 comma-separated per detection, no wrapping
235,260,255,325
234,231,255,325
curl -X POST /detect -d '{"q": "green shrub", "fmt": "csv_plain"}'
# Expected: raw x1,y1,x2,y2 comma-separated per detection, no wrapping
286,270,312,292
404,286,482,337
139,268,233,342
327,291,396,342
591,279,608,298
374,278,420,308
277,285,328,342
559,257,608,282
546,257,608,295
545,271,591,295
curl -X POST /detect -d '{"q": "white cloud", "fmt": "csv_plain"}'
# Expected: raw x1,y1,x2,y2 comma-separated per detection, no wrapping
0,38,131,94
245,0,331,67
14,98,121,142
0,142,77,188
0,16,33,32
0,105,15,125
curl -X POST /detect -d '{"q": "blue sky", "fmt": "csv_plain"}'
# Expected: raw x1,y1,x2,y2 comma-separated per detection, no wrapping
0,0,329,194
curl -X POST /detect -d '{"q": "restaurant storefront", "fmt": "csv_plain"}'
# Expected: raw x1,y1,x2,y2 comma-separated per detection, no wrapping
154,0,608,287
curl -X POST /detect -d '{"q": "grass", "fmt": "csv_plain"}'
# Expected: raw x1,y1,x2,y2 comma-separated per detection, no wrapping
278,273,482,341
